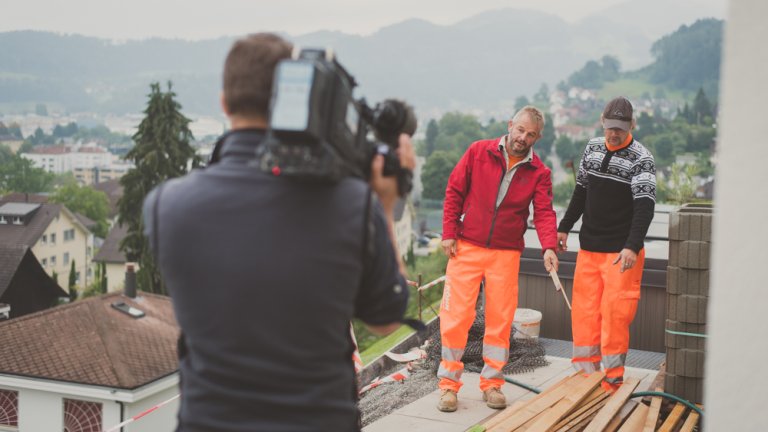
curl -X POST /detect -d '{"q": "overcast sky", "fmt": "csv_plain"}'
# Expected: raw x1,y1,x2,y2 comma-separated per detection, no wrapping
1,0,727,41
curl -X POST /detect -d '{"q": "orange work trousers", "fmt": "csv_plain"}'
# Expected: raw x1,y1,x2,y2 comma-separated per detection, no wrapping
438,240,521,392
571,249,645,392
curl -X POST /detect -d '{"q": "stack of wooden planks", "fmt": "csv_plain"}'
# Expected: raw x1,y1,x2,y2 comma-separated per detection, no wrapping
474,372,701,431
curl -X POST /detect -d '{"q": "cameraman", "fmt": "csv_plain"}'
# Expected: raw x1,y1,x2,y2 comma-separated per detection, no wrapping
142,33,413,431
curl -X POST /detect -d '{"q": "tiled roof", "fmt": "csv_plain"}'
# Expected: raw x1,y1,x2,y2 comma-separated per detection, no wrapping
93,179,123,218
77,147,107,153
29,145,71,154
74,212,97,231
0,202,62,247
0,245,27,298
0,292,179,389
0,193,50,204
93,223,128,264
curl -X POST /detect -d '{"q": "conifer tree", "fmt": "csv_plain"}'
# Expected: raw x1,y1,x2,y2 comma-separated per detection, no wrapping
68,260,78,301
118,82,201,295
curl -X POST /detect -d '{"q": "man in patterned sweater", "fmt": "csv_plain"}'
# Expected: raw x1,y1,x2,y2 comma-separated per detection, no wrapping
556,96,656,392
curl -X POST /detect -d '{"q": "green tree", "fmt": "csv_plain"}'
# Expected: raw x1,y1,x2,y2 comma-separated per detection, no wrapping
483,119,507,138
0,144,13,165
421,150,460,200
68,259,78,301
555,135,581,166
553,178,575,207
692,87,714,125
660,163,699,204
514,96,531,112
118,82,201,295
649,19,723,90
533,83,550,109
536,113,556,156
50,180,110,237
0,155,55,194
424,119,439,157
567,56,622,89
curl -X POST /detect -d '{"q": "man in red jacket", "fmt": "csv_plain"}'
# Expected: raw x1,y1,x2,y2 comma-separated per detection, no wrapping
437,106,559,412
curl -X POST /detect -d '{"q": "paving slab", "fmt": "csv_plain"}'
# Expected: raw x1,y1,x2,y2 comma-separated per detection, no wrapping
363,355,661,432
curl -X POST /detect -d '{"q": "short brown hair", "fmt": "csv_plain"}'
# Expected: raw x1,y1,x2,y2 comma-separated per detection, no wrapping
222,33,293,117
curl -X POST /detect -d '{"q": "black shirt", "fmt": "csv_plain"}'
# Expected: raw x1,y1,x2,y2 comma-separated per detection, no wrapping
143,130,408,431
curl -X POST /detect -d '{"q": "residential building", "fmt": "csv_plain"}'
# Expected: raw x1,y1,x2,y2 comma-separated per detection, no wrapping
21,144,121,177
92,224,129,293
73,163,132,186
0,292,180,431
393,199,414,260
0,199,94,294
92,178,123,222
0,244,67,319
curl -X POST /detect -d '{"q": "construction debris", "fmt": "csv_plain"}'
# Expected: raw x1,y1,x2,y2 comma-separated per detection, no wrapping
475,372,702,432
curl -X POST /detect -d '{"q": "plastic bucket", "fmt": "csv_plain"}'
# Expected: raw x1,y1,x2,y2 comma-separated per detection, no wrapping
513,308,542,339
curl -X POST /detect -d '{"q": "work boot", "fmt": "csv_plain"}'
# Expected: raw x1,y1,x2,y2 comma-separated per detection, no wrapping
483,387,507,409
437,389,458,412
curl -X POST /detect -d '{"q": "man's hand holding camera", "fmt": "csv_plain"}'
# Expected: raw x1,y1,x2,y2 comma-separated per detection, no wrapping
369,133,415,215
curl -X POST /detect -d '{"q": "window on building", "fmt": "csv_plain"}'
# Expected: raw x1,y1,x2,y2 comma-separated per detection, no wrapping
75,272,81,284
42,234,48,244
50,256,57,266
64,229,76,241
0,389,19,429
50,233,57,244
63,399,102,432
42,258,47,267
64,252,70,266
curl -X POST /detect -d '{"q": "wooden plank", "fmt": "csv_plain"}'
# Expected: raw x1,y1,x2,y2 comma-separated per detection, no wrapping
643,363,665,402
554,397,610,432
604,400,639,432
489,372,605,432
569,407,604,432
552,388,609,431
526,372,605,432
657,403,687,432
642,395,662,432
517,407,553,432
583,377,641,432
617,403,650,432
678,408,701,432
483,372,581,430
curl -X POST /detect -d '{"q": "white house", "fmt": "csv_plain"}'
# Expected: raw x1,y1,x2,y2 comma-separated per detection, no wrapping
21,144,117,176
0,292,180,431
0,196,95,293
393,199,414,260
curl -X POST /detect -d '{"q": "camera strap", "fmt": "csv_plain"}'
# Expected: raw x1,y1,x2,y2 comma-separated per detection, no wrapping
360,187,375,276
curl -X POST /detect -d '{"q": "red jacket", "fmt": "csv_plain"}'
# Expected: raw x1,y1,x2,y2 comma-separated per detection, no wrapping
442,138,557,251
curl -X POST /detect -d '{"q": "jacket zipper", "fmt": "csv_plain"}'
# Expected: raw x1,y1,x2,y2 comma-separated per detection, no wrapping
486,151,507,247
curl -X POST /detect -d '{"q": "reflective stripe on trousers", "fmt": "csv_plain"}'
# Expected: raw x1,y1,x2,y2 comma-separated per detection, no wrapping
480,344,509,382
571,249,644,388
438,240,520,392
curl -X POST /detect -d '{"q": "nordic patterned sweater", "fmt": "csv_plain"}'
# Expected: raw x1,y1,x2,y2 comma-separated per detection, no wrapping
557,136,656,253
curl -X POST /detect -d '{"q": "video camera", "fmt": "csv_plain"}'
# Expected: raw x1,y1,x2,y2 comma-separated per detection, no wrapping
258,48,416,196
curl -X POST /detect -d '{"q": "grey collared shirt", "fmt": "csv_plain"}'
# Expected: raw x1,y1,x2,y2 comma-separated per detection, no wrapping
495,135,533,208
